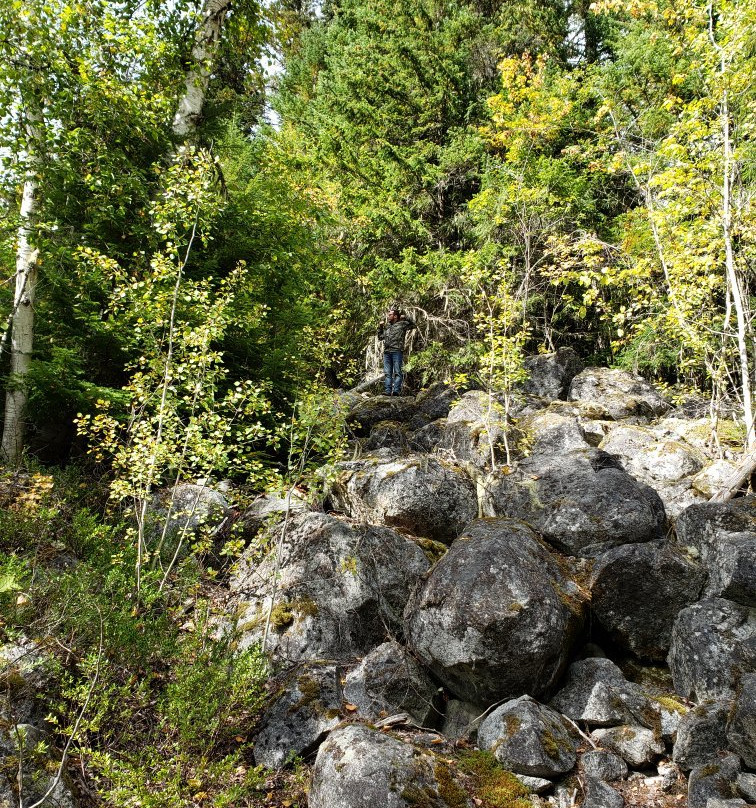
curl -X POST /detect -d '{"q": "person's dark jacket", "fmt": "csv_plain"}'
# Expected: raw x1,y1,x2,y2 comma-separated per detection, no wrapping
377,317,416,352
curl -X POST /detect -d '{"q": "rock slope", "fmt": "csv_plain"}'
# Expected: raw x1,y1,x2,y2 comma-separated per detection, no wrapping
229,352,755,807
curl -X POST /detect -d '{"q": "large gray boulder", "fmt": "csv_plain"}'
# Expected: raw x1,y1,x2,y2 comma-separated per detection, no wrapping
726,672,756,768
483,449,666,556
549,658,656,728
309,724,471,808
408,419,445,453
668,598,756,702
0,725,75,808
523,347,584,400
568,367,670,421
477,696,578,778
441,700,482,742
407,382,459,430
0,638,58,725
655,415,742,458
688,754,741,808
737,773,756,802
343,641,441,727
590,540,705,660
328,452,478,544
600,424,703,483
231,512,430,663
404,519,585,706
252,664,342,768
673,701,730,772
361,420,410,452
691,460,740,498
676,499,756,607
240,490,307,535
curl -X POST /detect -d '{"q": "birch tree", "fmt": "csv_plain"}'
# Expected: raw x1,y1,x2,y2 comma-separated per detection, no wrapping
172,0,233,138
0,0,260,464
593,0,756,446
0,114,39,463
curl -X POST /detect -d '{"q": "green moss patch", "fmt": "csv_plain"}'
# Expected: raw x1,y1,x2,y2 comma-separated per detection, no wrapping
459,750,532,808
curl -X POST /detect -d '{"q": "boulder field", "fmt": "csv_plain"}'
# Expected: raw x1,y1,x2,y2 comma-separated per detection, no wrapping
231,353,756,806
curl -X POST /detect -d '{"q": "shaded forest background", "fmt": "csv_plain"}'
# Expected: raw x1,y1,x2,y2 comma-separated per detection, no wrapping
3,0,756,465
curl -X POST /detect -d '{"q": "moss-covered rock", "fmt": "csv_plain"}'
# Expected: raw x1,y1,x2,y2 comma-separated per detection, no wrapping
327,451,478,544
482,449,666,557
252,663,342,769
309,724,472,808
231,511,430,663
405,519,585,706
478,696,577,778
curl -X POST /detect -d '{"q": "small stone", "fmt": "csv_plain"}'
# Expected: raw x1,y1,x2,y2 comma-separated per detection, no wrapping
726,671,756,768
514,775,553,794
478,695,577,778
581,749,628,782
591,725,664,767
657,698,687,742
688,754,741,808
658,760,684,792
673,701,730,772
582,777,624,808
736,773,756,802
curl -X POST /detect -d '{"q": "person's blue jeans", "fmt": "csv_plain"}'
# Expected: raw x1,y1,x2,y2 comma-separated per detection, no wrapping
383,351,403,395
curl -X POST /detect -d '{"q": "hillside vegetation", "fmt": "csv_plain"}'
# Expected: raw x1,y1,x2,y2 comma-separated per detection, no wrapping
1,0,755,806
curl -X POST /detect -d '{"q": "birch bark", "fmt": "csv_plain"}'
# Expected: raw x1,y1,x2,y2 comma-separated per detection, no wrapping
1,146,39,465
172,0,233,137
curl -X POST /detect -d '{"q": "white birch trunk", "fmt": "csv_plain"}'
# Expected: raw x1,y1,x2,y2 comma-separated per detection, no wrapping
171,0,233,137
709,4,754,448
1,170,39,464
720,88,753,447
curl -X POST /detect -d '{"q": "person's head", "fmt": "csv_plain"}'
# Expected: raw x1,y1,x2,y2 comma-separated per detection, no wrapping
387,308,400,322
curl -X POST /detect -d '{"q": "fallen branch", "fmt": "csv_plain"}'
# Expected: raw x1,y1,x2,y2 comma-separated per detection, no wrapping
708,448,756,503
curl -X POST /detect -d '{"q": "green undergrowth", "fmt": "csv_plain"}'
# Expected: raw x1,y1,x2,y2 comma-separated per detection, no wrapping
0,464,273,807
458,750,532,808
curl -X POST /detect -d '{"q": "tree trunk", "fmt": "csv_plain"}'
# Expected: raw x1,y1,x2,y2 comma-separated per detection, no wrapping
171,0,233,137
1,170,39,465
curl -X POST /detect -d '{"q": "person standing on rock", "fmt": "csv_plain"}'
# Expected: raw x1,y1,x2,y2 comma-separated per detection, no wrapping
377,308,416,396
